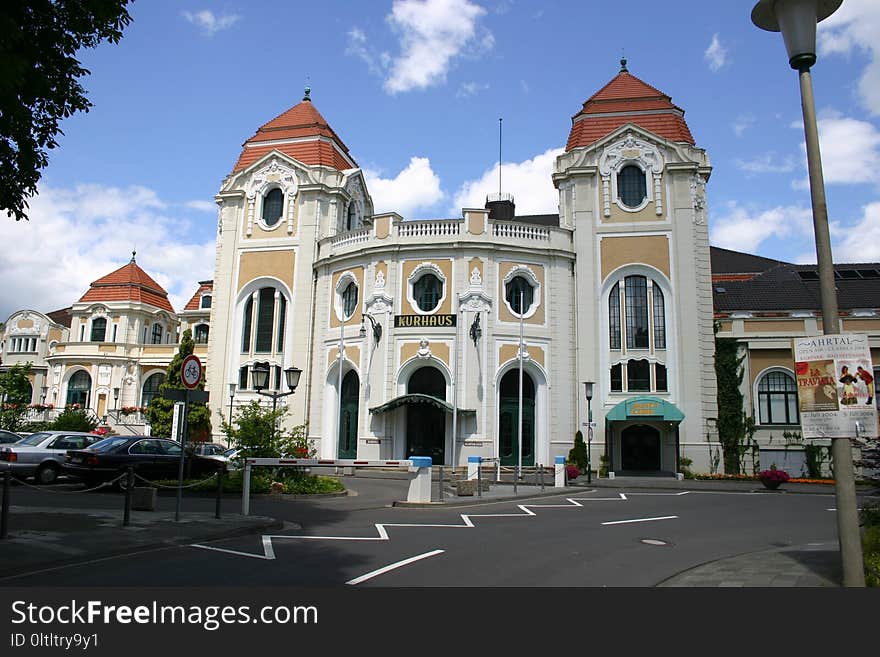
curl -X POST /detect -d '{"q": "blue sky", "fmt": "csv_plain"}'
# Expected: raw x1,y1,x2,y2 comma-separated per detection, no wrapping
1,0,878,321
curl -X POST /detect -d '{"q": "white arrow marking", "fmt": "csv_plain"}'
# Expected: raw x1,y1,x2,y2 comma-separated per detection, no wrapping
346,549,445,585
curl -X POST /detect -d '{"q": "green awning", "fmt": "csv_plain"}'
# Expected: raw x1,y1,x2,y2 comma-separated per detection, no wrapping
368,393,475,416
605,396,685,423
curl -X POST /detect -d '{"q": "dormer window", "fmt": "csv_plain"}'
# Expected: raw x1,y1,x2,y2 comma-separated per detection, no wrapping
200,294,212,309
261,188,283,227
617,165,647,209
90,317,107,342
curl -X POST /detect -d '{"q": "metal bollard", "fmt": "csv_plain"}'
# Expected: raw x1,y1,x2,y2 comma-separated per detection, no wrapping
540,465,545,492
242,463,252,516
215,467,224,519
477,459,482,498
123,467,133,527
438,465,444,502
1,468,11,539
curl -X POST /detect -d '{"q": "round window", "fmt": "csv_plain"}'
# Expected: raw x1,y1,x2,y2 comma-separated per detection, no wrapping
413,274,442,312
617,165,647,209
505,276,534,316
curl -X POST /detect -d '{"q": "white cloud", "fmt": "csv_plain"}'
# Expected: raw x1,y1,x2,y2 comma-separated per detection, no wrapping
704,33,729,72
834,201,880,262
456,81,489,98
791,113,880,188
182,10,240,36
346,27,386,77
364,157,444,219
710,203,813,254
735,153,797,175
383,0,492,94
452,148,563,215
732,113,755,137
184,200,216,212
0,184,215,321
818,0,880,115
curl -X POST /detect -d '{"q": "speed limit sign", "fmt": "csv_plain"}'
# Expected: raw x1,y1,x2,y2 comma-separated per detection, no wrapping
181,354,203,389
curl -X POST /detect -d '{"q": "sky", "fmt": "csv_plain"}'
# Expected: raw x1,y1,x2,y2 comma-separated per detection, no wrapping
1,0,879,322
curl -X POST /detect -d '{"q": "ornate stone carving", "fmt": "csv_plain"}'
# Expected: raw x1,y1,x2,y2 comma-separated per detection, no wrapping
469,267,482,288
690,172,707,224
245,159,300,234
375,269,386,289
458,290,492,313
417,338,432,359
598,134,665,218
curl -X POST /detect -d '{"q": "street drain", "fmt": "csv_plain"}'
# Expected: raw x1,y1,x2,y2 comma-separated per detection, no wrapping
640,539,669,546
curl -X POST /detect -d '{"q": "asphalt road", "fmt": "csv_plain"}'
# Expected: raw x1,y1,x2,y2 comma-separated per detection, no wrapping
3,480,840,587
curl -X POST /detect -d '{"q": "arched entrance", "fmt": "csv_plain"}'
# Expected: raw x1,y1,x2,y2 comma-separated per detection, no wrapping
499,370,535,467
337,370,359,459
621,424,661,471
66,370,91,407
406,366,446,464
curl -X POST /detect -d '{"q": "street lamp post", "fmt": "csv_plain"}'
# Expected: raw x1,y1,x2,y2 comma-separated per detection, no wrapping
583,381,594,485
752,0,864,587
228,382,236,426
252,365,302,443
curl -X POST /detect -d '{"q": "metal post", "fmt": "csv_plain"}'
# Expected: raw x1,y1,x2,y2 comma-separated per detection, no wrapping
798,65,864,588
477,458,482,498
175,396,188,522
242,462,252,516
438,465,444,502
517,290,524,487
1,468,11,539
539,464,544,492
123,467,133,526
587,397,593,485
215,466,223,519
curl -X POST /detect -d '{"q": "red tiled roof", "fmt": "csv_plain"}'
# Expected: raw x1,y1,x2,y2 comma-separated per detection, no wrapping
566,70,695,150
184,281,213,311
78,258,174,313
232,97,356,173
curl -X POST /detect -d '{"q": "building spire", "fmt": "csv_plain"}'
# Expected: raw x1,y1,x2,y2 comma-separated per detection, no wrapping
130,250,137,263
620,55,628,73
303,78,311,102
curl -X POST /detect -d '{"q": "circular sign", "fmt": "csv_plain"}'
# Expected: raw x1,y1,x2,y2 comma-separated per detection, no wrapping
181,354,202,389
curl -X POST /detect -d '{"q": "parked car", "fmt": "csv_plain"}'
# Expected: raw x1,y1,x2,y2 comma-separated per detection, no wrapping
0,429,24,445
189,442,227,457
203,447,242,471
63,436,223,489
0,431,101,484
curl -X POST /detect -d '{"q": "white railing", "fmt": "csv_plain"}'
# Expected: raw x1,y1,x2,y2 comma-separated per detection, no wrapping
492,222,550,240
397,220,461,238
330,227,371,249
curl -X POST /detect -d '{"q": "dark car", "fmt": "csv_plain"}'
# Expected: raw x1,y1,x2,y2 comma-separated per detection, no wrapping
0,429,23,445
63,436,222,489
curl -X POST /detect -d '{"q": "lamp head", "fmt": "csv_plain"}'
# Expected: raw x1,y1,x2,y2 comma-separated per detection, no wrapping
228,382,236,397
251,364,269,391
751,0,843,70
583,381,594,402
285,366,302,391
112,387,119,400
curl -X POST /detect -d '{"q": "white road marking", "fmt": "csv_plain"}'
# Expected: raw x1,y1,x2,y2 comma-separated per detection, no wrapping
346,549,445,585
601,515,678,526
190,491,690,560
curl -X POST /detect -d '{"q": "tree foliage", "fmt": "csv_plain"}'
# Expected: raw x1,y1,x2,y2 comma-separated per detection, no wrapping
568,430,588,472
0,362,33,431
146,329,212,441
220,401,312,461
51,407,98,432
714,327,746,474
1,1,132,220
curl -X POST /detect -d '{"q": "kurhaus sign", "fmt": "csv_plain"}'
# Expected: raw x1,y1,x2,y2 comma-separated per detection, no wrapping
626,400,661,417
394,314,457,328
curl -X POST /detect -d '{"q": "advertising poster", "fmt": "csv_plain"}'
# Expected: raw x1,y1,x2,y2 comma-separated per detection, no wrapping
793,335,877,439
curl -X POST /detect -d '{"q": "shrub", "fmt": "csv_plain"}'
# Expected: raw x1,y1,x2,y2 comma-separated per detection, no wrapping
568,431,587,472
757,465,790,484
679,456,694,479
599,454,609,478
565,464,580,481
51,407,98,432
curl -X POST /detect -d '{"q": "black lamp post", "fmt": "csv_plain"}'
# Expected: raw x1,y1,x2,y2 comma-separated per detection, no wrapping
583,381,594,484
228,382,236,424
752,0,863,588
359,313,382,345
252,364,302,441
112,387,119,409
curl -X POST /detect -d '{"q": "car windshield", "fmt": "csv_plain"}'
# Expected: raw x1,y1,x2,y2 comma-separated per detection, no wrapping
88,437,131,453
18,432,52,446
222,448,238,458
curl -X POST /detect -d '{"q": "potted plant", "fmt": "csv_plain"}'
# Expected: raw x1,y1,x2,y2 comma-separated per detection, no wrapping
757,465,790,490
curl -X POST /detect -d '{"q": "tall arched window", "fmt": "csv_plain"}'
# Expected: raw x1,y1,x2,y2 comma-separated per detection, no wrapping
262,188,283,227
608,275,666,351
90,318,107,342
609,282,621,350
141,373,165,407
624,276,649,349
241,296,253,352
66,370,91,407
653,286,666,349
255,288,276,353
757,370,799,425
341,281,358,319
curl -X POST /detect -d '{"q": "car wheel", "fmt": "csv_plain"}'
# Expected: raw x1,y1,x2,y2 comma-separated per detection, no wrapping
34,463,60,485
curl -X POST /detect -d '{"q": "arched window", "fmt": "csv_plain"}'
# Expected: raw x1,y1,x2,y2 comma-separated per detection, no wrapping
194,324,209,344
624,276,649,349
341,281,358,319
241,296,253,352
505,276,534,316
262,188,283,227
90,318,107,342
66,370,91,407
609,282,621,350
255,288,275,353
653,285,666,349
757,370,799,425
413,274,442,312
200,295,212,309
346,203,357,231
617,165,647,208
141,373,165,407
276,296,286,352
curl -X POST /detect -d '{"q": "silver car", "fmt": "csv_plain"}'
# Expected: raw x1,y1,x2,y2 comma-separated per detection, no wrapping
0,431,100,484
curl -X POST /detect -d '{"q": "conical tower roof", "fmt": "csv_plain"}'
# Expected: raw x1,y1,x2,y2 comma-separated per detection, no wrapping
78,253,174,313
232,89,357,173
566,60,694,150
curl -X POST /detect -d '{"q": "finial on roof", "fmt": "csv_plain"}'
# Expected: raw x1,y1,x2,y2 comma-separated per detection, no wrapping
131,250,136,262
303,84,311,101
620,56,628,73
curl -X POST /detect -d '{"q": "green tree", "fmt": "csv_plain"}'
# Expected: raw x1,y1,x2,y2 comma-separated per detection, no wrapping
714,326,746,474
0,362,33,431
1,1,132,220
146,329,211,441
568,430,588,472
220,401,312,460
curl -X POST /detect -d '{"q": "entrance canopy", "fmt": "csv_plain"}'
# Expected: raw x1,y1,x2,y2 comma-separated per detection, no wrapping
369,393,475,416
605,396,685,423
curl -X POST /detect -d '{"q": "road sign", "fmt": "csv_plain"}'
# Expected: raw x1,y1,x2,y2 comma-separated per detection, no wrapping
164,388,209,403
181,354,202,389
